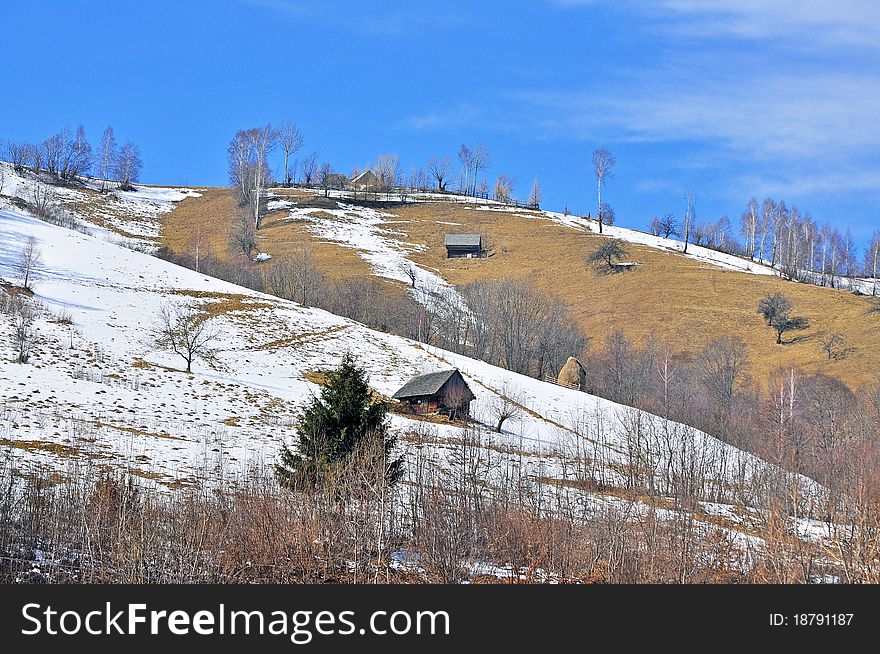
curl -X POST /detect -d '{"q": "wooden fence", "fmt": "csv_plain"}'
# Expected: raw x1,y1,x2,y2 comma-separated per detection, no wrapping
280,182,540,211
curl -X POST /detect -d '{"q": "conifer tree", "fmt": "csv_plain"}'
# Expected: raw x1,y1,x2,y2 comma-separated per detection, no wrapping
276,354,403,489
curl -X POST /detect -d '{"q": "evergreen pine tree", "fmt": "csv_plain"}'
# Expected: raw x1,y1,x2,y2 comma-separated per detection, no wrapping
276,354,403,490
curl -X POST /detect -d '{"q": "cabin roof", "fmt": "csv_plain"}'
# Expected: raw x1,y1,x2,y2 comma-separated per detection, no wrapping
392,369,460,399
444,233,481,247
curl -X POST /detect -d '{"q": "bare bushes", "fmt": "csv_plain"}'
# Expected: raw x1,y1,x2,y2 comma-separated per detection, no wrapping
458,278,588,379
9,298,36,363
0,415,870,583
1,288,38,364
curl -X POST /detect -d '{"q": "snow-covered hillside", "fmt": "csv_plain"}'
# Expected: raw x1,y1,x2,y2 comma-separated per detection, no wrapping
0,197,830,558
0,162,199,250
268,196,465,309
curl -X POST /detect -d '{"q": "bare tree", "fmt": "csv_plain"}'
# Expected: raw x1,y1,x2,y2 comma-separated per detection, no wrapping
599,202,615,226
0,162,5,196
771,310,810,345
227,125,277,228
588,239,630,274
152,303,222,373
97,127,117,192
757,292,792,326
649,213,679,238
318,162,333,197
30,179,57,220
278,121,304,187
457,145,473,196
290,244,324,306
186,226,207,273
10,299,36,364
374,153,401,191
821,332,849,360
696,336,749,421
230,207,257,257
471,141,491,196
741,198,759,260
16,237,43,291
592,147,615,234
427,155,451,191
26,142,43,174
399,261,418,288
488,385,523,433
683,190,695,254
6,141,29,172
261,244,324,306
493,175,516,203
865,230,880,296
42,129,67,177
528,178,541,208
300,150,320,186
68,125,92,180
114,142,143,191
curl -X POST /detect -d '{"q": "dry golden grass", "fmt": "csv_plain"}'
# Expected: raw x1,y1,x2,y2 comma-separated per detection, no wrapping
161,192,880,390
159,187,238,259
161,188,412,308
390,202,880,389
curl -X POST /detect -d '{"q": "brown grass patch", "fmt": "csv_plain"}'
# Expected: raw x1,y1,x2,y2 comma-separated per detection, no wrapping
0,280,34,298
158,192,880,389
254,325,348,351
0,438,81,458
301,369,329,386
170,290,276,320
391,203,880,389
159,187,239,258
86,420,180,440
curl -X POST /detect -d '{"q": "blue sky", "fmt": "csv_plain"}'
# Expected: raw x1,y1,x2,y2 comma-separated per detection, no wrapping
2,0,879,247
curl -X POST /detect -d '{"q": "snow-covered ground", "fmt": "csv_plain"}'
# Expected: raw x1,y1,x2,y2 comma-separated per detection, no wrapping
0,194,836,561
0,162,199,250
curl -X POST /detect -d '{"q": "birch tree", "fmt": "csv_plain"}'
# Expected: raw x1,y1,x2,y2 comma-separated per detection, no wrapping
227,125,277,228
114,142,143,190
17,237,42,291
741,198,759,260
592,147,615,234
458,145,473,196
683,190,695,254
471,141,491,196
98,127,117,192
866,231,880,296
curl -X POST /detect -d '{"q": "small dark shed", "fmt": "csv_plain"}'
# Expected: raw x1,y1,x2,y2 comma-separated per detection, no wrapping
392,369,475,418
444,233,482,258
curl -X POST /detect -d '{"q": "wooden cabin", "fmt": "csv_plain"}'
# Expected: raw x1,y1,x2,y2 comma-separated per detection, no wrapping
392,369,475,419
444,233,482,258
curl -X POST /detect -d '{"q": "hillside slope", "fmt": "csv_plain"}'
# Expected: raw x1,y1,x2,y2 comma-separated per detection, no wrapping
162,188,880,389
0,196,830,567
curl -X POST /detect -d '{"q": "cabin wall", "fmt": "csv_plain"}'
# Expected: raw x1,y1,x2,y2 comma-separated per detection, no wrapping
446,246,482,259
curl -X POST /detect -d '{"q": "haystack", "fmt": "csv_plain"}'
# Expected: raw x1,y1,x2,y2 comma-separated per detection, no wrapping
557,356,586,390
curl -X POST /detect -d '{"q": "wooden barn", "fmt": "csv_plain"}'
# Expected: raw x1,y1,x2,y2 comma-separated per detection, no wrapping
392,369,475,419
444,233,482,258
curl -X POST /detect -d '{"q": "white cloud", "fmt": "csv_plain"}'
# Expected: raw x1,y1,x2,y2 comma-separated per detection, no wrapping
551,0,880,50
